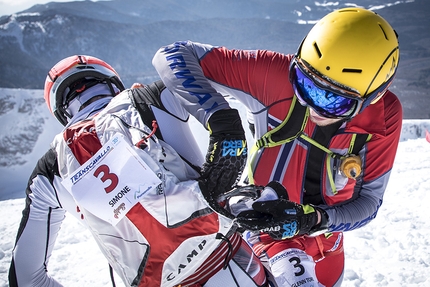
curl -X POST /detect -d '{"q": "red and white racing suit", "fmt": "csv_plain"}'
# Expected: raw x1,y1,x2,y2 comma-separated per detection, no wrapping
152,40,403,286
9,87,267,287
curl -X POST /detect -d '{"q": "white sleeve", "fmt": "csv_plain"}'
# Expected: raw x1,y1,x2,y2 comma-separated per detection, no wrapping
10,149,66,287
154,88,205,170
152,40,230,126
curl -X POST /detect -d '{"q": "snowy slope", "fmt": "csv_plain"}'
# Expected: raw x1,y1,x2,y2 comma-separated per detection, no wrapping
1,89,430,286
1,131,429,286
343,138,430,286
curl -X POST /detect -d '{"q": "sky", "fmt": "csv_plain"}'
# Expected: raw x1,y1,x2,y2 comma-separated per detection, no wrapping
0,0,105,16
1,94,430,286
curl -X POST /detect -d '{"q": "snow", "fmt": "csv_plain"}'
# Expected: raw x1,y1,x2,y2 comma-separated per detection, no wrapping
1,95,430,286
343,138,430,286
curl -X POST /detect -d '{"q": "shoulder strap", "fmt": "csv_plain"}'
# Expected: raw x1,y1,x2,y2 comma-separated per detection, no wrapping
350,133,372,155
129,80,166,140
256,96,309,148
254,95,371,159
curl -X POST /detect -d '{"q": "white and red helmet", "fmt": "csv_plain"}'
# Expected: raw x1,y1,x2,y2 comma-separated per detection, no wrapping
44,55,125,126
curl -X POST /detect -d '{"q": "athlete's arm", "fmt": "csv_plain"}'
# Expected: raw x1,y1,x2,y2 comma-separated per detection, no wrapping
9,149,66,287
152,41,230,126
152,40,294,128
323,92,403,232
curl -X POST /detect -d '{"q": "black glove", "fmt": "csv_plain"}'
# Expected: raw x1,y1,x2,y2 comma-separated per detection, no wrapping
236,181,328,239
199,109,247,215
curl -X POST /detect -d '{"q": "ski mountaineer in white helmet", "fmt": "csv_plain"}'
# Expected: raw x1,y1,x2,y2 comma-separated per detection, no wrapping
152,7,402,287
8,54,282,287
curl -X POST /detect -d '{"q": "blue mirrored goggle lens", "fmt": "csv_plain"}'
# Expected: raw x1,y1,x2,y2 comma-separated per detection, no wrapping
292,65,359,118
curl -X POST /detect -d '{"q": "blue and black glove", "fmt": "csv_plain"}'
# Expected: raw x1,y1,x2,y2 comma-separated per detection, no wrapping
199,109,247,217
236,181,328,239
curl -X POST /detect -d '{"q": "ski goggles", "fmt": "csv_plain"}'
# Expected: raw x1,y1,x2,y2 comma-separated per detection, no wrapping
289,57,394,119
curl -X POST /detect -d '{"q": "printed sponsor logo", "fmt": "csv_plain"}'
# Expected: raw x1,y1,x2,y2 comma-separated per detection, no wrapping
222,140,247,157
69,146,111,185
113,203,126,219
269,252,289,265
260,226,281,233
331,199,382,231
156,173,164,195
327,232,343,253
134,185,152,200
282,221,298,239
163,41,220,110
291,277,315,287
269,249,303,265
166,239,207,281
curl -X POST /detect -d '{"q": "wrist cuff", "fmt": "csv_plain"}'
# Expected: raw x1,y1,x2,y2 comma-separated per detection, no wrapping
309,207,329,236
208,109,245,136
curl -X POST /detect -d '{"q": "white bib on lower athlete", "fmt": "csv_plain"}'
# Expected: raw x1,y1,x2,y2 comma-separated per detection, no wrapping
62,133,162,225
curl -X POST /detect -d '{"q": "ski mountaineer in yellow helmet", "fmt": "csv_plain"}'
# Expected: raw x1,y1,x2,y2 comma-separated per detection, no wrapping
152,7,401,287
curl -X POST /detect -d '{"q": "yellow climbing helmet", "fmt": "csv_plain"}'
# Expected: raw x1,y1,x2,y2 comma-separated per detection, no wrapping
289,8,399,118
299,7,399,99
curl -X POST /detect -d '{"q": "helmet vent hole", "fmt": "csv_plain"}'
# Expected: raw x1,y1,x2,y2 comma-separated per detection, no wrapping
379,24,389,40
342,68,362,73
313,42,322,58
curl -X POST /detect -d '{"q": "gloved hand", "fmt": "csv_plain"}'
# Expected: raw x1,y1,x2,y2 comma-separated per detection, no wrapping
199,109,247,216
236,181,328,239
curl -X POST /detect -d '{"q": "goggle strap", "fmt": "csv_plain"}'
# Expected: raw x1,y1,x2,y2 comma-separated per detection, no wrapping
359,74,395,115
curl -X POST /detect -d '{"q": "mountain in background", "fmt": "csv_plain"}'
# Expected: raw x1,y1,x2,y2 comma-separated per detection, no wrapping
0,0,429,118
1,85,430,201
0,0,430,199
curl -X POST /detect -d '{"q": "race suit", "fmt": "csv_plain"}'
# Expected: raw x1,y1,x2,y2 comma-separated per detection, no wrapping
152,40,403,287
9,86,267,287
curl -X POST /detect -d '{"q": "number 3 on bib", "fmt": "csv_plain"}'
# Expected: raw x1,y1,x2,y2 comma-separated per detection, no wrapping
62,133,162,225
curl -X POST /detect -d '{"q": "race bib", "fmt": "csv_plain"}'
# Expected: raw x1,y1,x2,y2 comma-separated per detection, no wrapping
62,133,162,225
269,248,321,287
